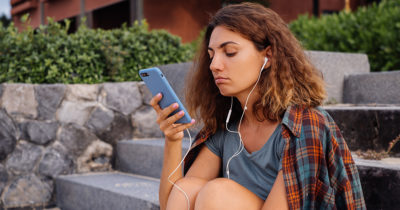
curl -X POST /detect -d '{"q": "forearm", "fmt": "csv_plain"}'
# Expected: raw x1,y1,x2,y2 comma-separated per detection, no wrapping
159,138,184,210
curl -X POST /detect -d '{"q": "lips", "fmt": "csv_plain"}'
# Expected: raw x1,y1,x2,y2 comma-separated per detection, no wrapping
214,76,229,84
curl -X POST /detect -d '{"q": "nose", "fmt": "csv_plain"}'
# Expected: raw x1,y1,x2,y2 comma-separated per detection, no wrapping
209,54,223,72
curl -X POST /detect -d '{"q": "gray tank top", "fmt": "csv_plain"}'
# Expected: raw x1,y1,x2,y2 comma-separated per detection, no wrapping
205,122,285,200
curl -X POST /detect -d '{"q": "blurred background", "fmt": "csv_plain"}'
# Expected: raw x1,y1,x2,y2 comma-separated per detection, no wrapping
0,0,382,42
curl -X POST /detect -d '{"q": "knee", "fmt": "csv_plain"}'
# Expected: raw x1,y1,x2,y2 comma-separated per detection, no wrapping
166,177,208,210
174,176,208,192
198,178,232,195
195,178,233,209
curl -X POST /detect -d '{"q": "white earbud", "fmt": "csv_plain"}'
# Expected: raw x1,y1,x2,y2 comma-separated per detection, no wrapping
261,57,268,72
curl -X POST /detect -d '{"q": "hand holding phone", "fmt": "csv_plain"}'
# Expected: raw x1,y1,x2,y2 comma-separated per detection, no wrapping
139,67,192,124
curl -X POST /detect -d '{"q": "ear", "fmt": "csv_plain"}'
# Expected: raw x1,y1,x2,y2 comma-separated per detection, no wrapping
262,46,272,68
264,46,272,58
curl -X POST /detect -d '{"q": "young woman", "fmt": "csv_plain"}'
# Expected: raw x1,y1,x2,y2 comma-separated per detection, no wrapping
150,3,366,210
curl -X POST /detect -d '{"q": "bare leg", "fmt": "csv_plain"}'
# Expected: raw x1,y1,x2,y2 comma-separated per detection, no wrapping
166,177,208,210
194,178,264,210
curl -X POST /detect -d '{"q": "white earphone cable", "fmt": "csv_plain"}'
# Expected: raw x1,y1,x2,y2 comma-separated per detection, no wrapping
167,128,192,210
226,57,268,179
166,57,268,209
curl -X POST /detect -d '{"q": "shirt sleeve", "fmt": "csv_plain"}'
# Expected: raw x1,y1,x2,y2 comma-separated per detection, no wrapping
277,134,286,171
204,133,222,158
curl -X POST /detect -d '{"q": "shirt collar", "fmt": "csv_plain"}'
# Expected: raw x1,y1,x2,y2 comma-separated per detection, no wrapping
281,105,304,138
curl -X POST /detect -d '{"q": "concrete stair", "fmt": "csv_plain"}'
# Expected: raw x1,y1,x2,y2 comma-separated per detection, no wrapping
116,139,191,178
57,138,400,209
324,104,400,155
55,172,160,210
55,105,400,210
55,139,192,210
353,154,400,210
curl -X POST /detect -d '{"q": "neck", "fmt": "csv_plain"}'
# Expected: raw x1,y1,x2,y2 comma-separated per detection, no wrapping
236,91,262,125
235,90,279,128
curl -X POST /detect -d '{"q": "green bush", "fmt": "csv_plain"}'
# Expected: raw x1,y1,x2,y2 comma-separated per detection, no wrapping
0,18,194,83
289,0,400,71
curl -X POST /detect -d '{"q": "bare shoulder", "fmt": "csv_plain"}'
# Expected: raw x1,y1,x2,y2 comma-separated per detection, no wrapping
185,145,221,181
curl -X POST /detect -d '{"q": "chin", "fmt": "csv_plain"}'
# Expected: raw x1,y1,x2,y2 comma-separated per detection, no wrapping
217,88,236,97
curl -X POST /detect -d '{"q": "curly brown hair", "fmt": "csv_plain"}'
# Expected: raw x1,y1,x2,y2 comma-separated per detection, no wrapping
185,3,326,133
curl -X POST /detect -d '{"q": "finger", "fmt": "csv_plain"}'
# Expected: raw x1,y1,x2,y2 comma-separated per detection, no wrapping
158,102,179,122
150,93,162,113
175,119,196,131
159,109,184,130
165,120,196,136
161,111,194,131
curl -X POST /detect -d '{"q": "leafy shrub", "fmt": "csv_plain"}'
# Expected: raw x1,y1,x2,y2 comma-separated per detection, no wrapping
0,18,194,83
289,0,400,71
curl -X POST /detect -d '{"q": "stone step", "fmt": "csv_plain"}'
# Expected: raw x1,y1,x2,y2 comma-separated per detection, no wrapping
55,172,160,210
116,139,191,178
352,154,400,209
117,139,400,177
116,139,400,209
324,104,400,155
343,70,400,104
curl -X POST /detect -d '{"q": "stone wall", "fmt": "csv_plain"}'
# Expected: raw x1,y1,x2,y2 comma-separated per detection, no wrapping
0,82,158,208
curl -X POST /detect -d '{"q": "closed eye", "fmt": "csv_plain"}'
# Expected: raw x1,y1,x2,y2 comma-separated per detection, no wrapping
207,50,214,60
226,52,236,57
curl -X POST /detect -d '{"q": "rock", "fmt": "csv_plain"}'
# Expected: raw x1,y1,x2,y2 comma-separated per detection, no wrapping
26,121,58,145
65,84,99,102
38,145,73,178
56,101,97,126
101,82,142,115
35,84,66,120
0,164,8,194
5,141,43,175
85,106,115,135
0,109,17,160
2,174,52,208
18,121,30,140
58,123,98,157
98,112,133,146
132,106,163,138
1,83,38,118
77,140,113,173
138,81,153,105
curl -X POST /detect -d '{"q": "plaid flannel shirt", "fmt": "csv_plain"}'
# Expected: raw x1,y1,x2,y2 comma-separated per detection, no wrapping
184,105,366,210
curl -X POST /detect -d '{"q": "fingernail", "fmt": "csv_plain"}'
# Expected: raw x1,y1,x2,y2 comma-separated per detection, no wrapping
179,111,184,115
173,103,179,108
157,93,161,97
191,119,196,124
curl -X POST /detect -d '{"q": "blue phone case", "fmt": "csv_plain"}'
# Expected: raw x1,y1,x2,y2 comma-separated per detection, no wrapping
139,67,192,124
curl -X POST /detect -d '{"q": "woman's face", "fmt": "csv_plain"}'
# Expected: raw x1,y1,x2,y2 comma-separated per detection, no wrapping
207,26,267,98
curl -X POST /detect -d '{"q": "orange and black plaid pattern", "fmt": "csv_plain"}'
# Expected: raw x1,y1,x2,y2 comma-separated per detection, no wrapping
184,105,366,209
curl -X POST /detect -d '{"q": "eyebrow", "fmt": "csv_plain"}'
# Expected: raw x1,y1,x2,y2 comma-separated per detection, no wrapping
208,41,239,51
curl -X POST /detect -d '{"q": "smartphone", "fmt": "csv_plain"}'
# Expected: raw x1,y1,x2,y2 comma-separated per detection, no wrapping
139,67,192,124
